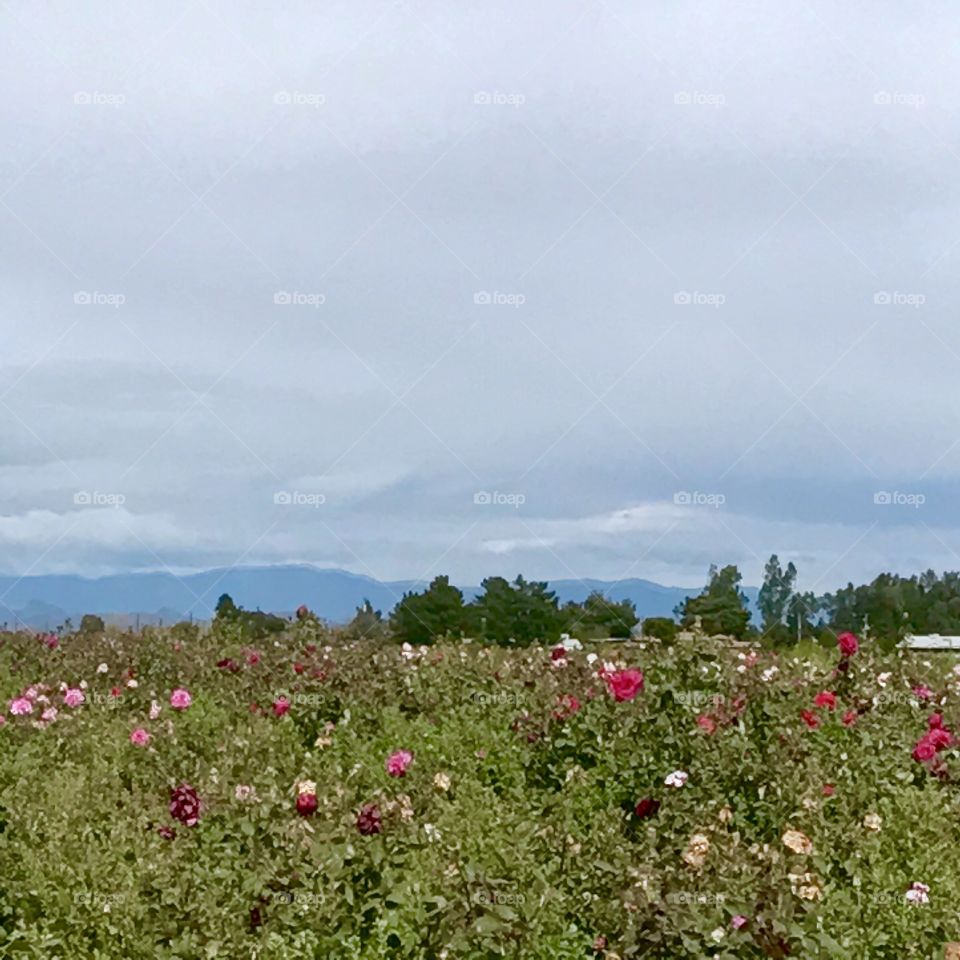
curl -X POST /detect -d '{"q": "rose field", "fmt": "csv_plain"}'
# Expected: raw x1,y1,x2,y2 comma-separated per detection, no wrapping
2,621,960,959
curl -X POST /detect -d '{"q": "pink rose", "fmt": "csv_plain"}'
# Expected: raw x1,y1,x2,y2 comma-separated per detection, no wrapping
386,749,414,777
837,632,859,657
9,697,32,716
605,668,644,702
129,727,151,747
273,697,291,718
913,736,937,763
170,688,192,711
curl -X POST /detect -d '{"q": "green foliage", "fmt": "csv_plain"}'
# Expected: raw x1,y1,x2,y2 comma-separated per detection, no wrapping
344,599,388,642
1,626,959,957
213,593,286,641
78,613,106,634
758,554,797,632
564,591,638,639
470,575,564,646
642,616,678,643
389,576,466,645
676,565,751,639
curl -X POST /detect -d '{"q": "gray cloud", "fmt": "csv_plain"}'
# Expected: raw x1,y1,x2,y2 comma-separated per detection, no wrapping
1,0,959,590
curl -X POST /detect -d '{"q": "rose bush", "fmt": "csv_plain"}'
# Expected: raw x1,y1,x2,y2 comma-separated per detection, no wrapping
0,624,959,957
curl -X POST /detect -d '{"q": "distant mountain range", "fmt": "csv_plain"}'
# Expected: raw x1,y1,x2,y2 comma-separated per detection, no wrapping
0,565,760,630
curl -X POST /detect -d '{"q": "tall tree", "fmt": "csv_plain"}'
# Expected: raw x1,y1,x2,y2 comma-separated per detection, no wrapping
389,576,465,645
469,575,564,646
757,554,797,631
677,564,751,638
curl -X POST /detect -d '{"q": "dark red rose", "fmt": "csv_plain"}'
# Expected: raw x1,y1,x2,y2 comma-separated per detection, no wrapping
356,803,382,836
157,825,176,840
550,646,567,661
296,605,310,620
801,709,820,729
913,736,937,763
169,783,201,827
216,657,240,673
813,690,836,710
634,796,661,819
296,793,318,817
293,662,305,674
928,713,945,730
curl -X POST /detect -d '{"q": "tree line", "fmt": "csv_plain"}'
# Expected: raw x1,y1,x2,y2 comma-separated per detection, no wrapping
208,559,960,647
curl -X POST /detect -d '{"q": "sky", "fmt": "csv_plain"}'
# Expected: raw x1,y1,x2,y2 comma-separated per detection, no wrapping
2,0,960,591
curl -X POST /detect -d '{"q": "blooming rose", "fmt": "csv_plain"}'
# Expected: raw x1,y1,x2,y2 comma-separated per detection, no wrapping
149,700,162,720
169,688,192,711
550,646,567,662
813,690,836,710
356,803,382,835
40,706,57,723
634,797,661,819
169,783,201,826
682,833,711,868
905,881,930,904
842,709,858,727
664,770,688,788
386,749,414,777
913,737,937,763
553,693,581,720
696,714,717,735
822,784,835,797
63,687,84,708
863,813,882,832
129,727,151,746
605,668,644,702
272,697,290,718
433,772,451,792
234,784,256,801
782,829,813,855
157,825,176,840
801,709,820,729
837,631,859,657
296,792,318,817
9,697,32,716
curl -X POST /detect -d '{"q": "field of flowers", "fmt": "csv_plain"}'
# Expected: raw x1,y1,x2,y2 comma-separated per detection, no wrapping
2,618,960,959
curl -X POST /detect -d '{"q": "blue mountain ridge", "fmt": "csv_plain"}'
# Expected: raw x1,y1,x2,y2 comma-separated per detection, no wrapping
0,564,759,629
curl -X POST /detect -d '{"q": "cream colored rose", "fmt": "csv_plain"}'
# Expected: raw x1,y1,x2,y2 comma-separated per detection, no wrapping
782,829,813,855
863,813,882,832
682,833,711,868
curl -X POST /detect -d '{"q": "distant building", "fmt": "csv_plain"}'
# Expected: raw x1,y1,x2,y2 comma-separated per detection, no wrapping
900,634,960,650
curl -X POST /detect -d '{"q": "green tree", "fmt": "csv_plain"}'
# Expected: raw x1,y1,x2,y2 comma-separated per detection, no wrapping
564,591,638,639
389,576,466,645
78,613,105,634
469,575,564,646
676,564,751,638
642,616,677,643
345,599,387,642
757,554,797,631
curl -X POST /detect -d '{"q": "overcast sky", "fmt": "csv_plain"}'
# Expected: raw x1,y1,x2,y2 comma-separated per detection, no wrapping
2,0,960,590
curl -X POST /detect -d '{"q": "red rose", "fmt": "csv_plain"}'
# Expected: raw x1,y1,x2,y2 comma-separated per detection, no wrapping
553,694,581,720
913,736,937,763
822,784,835,797
842,709,858,727
293,662,305,674
273,698,291,718
169,783,201,826
929,713,945,730
605,668,644,702
813,690,836,710
550,646,567,661
801,709,820,729
296,793,318,817
927,727,953,750
634,797,661,819
356,803,382,835
837,632,859,657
